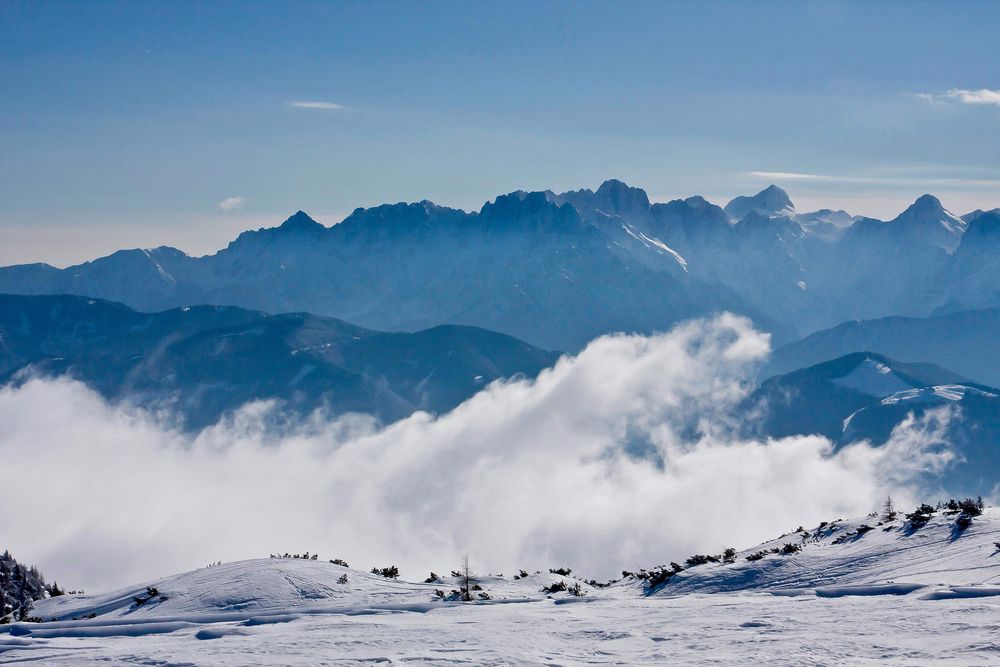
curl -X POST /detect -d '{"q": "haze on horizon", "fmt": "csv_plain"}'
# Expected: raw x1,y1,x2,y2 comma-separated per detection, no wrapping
2,0,1000,266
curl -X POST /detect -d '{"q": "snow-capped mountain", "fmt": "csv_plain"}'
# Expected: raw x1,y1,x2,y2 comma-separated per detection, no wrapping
1,181,995,351
723,183,795,221
745,352,1000,495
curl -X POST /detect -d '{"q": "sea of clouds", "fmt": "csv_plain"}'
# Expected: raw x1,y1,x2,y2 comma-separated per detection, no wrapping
0,315,954,592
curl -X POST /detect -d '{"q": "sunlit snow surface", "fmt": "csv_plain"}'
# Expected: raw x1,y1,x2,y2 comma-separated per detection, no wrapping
5,510,1000,665
881,384,998,405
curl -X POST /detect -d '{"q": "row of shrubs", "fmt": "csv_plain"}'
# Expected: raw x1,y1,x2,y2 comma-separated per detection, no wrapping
265,497,991,599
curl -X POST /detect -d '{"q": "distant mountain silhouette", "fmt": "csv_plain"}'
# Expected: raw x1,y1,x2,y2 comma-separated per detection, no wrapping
766,306,1000,388
0,294,559,430
1,181,996,350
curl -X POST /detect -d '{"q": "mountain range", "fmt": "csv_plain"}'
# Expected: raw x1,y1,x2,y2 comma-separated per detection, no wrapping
766,307,1000,388
2,180,999,494
4,292,998,494
3,181,998,351
0,294,557,430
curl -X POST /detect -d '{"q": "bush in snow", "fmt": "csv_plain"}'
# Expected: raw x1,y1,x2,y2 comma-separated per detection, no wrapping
132,587,161,607
645,567,678,590
905,504,936,529
548,567,572,576
954,497,985,531
329,558,349,567
371,566,400,579
337,574,348,585
722,548,737,563
959,497,984,517
541,580,568,594
424,572,441,583
779,543,801,555
746,549,778,562
513,569,529,580
685,554,719,567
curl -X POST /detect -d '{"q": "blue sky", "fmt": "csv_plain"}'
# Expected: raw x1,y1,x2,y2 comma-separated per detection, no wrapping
2,0,999,265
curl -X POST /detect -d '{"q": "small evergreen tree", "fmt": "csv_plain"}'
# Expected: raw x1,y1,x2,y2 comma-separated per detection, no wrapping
459,555,473,602
882,496,897,521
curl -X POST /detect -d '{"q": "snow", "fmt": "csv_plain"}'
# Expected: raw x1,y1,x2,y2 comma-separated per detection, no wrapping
881,384,997,405
814,583,927,597
621,223,689,271
4,509,1000,664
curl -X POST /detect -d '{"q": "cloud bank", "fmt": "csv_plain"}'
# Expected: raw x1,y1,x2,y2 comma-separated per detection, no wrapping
0,316,952,592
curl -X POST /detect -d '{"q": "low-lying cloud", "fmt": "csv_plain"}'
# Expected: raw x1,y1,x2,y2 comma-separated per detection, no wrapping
0,315,952,592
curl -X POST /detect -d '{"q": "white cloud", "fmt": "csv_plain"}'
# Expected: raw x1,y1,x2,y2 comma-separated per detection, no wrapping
217,196,245,212
748,171,843,182
943,88,1000,106
0,316,952,592
913,88,1000,107
746,171,1000,189
290,101,345,110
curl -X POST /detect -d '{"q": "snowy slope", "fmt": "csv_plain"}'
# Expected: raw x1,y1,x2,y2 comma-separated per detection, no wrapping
27,558,568,623
658,507,1000,595
4,507,1000,664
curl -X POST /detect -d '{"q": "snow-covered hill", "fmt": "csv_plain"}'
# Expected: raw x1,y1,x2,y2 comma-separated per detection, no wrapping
656,505,1000,595
26,558,565,622
4,506,1000,664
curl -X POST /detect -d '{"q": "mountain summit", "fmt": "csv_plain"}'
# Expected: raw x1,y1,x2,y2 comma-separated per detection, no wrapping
278,210,324,232
889,194,966,251
723,184,794,221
